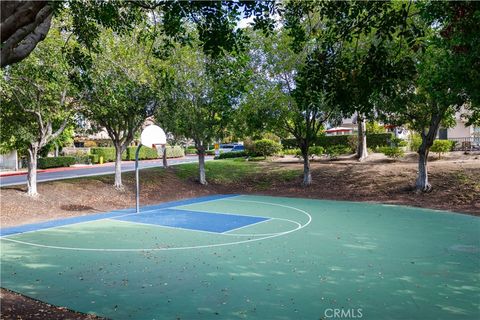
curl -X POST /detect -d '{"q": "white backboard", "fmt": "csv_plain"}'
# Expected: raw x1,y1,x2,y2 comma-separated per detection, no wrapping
140,125,166,148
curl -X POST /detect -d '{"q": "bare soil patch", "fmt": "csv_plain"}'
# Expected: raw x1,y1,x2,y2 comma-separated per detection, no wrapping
1,152,479,319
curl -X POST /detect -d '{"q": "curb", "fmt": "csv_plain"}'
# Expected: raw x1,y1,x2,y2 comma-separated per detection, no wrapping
0,156,200,178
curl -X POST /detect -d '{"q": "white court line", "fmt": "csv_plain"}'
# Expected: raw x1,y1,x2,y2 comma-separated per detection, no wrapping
223,218,301,237
0,198,312,252
106,218,267,237
0,195,242,239
221,218,272,234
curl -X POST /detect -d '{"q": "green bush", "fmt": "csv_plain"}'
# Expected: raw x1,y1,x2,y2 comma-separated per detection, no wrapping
215,151,247,159
90,147,119,162
253,139,282,157
294,146,326,159
89,154,99,164
325,145,351,159
310,146,325,157
409,133,422,152
366,133,394,148
38,156,76,169
391,137,408,147
73,155,91,164
366,121,386,134
283,148,300,156
124,146,159,161
347,135,358,153
165,146,185,158
430,140,454,159
380,146,405,159
185,146,197,155
282,133,392,150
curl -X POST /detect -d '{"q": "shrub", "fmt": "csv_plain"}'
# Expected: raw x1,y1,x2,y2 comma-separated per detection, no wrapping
165,146,185,158
282,133,392,150
125,146,159,161
185,146,197,155
90,147,118,162
325,145,351,159
380,146,405,159
310,146,325,157
73,154,91,164
366,121,386,134
366,133,394,148
409,133,422,152
347,135,358,153
390,137,408,147
253,139,282,157
89,154,99,164
430,140,454,159
215,151,247,159
283,148,300,156
83,140,97,148
38,156,76,169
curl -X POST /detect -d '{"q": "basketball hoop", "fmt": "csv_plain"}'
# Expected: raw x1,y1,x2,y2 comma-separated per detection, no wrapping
136,125,167,213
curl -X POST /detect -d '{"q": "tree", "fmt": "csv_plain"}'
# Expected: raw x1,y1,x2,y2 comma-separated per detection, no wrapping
284,0,422,161
1,1,278,67
239,29,340,186
0,29,79,196
380,1,479,192
80,30,157,190
160,44,250,185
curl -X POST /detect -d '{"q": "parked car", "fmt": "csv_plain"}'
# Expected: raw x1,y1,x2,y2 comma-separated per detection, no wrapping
219,144,244,153
231,145,245,152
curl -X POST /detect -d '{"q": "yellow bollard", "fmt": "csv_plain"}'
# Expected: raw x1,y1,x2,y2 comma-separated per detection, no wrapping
99,156,104,165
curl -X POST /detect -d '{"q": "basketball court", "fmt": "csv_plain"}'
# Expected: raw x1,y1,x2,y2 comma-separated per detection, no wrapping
1,194,479,319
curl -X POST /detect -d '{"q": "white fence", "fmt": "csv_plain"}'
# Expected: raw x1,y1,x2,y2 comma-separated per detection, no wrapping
0,150,18,171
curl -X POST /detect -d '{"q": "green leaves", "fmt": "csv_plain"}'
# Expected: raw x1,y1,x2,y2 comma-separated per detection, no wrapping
0,28,76,152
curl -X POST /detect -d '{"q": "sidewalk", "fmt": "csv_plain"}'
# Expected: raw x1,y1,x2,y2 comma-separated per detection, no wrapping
0,157,183,177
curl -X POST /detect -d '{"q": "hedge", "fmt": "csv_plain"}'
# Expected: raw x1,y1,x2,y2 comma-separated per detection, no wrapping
215,151,247,159
124,146,159,161
90,146,184,163
89,154,99,164
185,147,197,155
38,156,76,169
90,147,119,162
73,155,91,164
166,146,185,158
282,133,393,149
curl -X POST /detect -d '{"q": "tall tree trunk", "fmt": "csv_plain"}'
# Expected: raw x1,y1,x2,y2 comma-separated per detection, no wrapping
26,147,38,197
357,114,368,161
197,144,207,185
54,143,59,157
415,116,442,192
114,144,123,190
162,145,168,168
415,112,444,192
416,146,430,192
301,146,312,186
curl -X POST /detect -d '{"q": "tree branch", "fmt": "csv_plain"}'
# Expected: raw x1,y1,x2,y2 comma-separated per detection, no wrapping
1,3,52,67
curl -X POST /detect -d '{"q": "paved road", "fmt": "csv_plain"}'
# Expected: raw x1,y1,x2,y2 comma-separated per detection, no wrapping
0,156,211,187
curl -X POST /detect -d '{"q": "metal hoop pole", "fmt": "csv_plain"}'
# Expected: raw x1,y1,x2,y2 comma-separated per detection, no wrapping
135,144,142,213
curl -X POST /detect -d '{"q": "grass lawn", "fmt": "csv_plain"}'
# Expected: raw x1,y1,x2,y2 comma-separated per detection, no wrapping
174,158,302,186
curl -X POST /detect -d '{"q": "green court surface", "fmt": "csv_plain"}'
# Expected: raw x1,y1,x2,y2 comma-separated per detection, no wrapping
1,194,479,319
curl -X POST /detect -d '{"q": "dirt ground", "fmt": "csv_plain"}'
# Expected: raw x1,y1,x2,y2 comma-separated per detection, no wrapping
1,151,479,319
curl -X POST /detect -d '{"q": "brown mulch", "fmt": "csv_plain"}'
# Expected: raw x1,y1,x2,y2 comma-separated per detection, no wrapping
0,288,104,320
1,153,479,319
